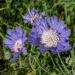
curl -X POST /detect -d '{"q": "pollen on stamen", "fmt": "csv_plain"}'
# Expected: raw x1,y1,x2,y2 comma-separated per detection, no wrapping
41,29,59,47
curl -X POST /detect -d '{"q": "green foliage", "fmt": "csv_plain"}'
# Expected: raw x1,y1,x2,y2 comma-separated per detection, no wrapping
0,0,75,75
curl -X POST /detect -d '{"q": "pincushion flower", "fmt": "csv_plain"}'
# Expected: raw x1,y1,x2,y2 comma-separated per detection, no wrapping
23,8,45,24
28,16,71,53
3,27,27,61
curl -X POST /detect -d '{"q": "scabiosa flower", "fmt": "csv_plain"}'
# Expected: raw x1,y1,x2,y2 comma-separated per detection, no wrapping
23,8,45,24
3,27,27,61
29,16,71,53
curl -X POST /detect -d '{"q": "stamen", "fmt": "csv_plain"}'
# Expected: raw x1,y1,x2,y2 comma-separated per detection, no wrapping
13,39,22,52
31,14,38,22
41,29,59,47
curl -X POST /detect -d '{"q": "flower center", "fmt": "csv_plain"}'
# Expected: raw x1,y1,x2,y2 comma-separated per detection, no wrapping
31,14,38,21
41,29,59,47
13,39,22,52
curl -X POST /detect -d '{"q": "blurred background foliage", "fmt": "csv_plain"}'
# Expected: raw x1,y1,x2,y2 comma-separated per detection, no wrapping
0,0,75,75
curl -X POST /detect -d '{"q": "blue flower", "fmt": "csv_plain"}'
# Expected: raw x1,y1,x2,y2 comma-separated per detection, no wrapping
3,27,27,61
23,8,45,24
28,16,71,53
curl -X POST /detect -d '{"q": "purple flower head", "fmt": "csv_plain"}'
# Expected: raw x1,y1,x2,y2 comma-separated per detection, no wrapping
23,8,45,25
29,16,71,53
3,27,27,61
